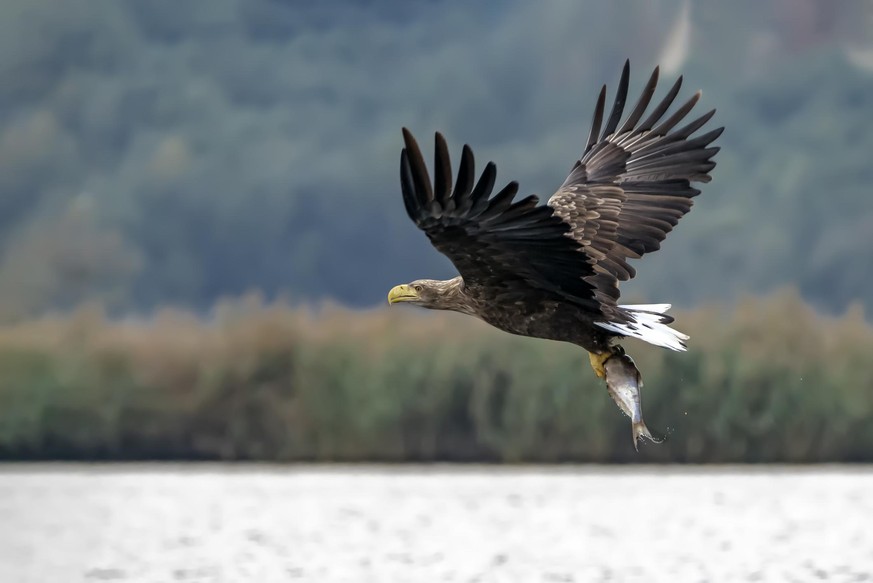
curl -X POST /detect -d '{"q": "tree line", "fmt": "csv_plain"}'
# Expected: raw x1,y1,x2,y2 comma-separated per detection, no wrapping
1,1,872,318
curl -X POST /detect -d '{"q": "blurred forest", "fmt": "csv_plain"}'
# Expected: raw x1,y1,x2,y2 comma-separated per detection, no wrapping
2,1,873,463
1,0,873,317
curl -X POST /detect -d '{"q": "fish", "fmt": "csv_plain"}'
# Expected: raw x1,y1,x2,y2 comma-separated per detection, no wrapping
603,346,662,451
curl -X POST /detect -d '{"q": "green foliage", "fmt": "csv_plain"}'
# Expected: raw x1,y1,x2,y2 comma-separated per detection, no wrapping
1,2,873,314
0,291,871,463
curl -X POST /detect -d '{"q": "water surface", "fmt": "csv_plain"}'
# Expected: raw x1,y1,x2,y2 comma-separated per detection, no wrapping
0,464,870,582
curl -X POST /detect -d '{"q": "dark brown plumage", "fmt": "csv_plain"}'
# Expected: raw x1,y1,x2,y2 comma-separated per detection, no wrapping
388,60,722,360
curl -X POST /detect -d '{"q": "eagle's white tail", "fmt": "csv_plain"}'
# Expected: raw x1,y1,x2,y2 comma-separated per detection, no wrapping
595,304,688,351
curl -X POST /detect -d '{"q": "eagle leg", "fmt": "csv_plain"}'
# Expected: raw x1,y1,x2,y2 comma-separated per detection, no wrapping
588,345,623,379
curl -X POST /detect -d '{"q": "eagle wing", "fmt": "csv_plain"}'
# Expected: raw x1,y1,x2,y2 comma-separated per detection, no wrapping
400,129,603,314
400,61,721,320
547,60,723,315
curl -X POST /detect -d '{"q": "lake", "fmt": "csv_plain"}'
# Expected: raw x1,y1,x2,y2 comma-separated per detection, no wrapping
0,465,870,582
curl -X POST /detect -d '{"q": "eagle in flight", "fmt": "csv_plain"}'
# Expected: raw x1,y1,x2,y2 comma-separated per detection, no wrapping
387,61,721,437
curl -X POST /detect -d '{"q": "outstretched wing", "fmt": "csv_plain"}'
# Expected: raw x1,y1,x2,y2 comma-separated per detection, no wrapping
548,60,723,307
400,129,606,315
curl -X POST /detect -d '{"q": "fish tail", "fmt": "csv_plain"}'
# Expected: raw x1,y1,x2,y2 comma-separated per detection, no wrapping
632,421,662,451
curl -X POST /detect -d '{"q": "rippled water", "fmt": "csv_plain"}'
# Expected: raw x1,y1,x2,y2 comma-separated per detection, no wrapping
0,465,870,582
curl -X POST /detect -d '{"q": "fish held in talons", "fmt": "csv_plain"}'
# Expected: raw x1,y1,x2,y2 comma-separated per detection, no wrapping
603,347,663,451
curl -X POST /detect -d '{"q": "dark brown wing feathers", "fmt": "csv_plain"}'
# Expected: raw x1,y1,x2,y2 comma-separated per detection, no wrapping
400,129,604,313
551,59,722,297
400,60,721,318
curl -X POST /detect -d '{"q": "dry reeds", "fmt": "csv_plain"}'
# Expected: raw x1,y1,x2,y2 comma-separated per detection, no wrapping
0,289,870,462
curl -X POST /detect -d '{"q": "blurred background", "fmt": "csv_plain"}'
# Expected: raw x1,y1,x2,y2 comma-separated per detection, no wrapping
1,0,873,463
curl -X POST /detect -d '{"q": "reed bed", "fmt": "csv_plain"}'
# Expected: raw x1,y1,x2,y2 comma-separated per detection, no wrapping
0,289,870,463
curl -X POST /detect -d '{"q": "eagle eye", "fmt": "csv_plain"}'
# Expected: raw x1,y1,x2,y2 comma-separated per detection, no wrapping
413,284,423,292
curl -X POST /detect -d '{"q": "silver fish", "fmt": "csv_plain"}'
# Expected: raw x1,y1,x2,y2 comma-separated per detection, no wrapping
603,347,662,451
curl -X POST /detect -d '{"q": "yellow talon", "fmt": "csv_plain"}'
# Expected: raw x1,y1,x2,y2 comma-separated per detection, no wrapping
588,350,611,379
588,345,624,379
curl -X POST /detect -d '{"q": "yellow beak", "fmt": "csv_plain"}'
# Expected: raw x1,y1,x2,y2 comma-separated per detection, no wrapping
387,284,419,304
